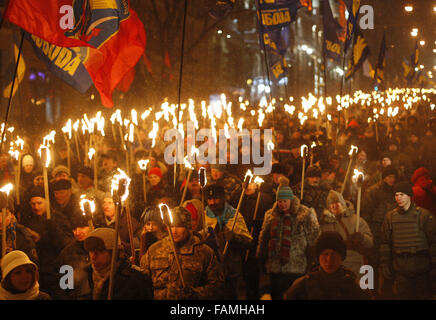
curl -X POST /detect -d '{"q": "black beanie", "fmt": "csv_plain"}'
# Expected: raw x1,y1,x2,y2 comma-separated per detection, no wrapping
394,181,414,198
53,179,72,191
382,165,398,179
29,186,45,199
315,231,347,261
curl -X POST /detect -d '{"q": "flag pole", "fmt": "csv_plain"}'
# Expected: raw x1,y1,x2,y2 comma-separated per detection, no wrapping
0,30,25,154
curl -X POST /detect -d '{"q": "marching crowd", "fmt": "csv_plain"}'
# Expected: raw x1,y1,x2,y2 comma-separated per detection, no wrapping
0,100,435,300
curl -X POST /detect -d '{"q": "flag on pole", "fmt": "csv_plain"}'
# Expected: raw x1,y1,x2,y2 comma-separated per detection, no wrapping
373,32,386,87
322,0,341,62
344,0,361,54
2,36,26,98
345,27,370,80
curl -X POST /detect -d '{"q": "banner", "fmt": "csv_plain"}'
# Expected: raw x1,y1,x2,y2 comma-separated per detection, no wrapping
2,35,26,98
344,0,361,54
322,0,341,62
345,28,370,80
373,32,386,87
5,0,146,107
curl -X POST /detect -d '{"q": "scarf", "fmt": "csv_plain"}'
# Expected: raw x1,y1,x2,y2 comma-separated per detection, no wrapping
206,203,236,231
91,264,111,300
1,215,17,252
0,283,40,300
268,209,292,266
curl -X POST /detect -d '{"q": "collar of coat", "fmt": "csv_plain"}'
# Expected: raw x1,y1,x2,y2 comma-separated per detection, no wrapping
163,233,202,255
271,197,311,224
321,202,354,224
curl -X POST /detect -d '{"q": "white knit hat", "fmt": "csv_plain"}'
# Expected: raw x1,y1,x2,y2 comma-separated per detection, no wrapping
1,250,37,282
21,155,34,168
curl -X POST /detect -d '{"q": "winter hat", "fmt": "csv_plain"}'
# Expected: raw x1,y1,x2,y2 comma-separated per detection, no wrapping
171,206,192,229
1,250,37,284
315,231,347,261
276,177,294,201
21,154,34,168
326,190,346,208
380,152,393,162
205,184,225,199
52,165,70,178
382,165,398,179
271,163,285,175
29,186,45,199
78,166,94,179
148,167,163,180
394,181,414,198
411,167,431,184
70,214,89,230
141,206,164,228
306,165,322,178
52,179,72,191
84,228,120,252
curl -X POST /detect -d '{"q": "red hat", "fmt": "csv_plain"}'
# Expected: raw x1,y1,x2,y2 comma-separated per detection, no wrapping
148,167,163,180
185,202,198,221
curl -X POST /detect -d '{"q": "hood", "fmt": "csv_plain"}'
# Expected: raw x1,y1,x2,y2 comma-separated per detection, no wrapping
411,167,432,186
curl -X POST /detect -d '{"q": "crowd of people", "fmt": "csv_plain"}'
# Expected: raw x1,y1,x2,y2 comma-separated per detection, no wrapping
0,97,435,300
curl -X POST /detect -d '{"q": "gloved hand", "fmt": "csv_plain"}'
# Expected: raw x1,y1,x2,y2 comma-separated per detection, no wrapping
379,264,392,280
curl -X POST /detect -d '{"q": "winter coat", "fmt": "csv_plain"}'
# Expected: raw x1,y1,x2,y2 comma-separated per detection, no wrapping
293,181,331,221
141,233,224,300
74,258,153,300
204,203,252,278
284,266,370,300
320,202,373,276
52,240,89,300
256,198,320,275
361,180,397,246
51,193,82,229
411,167,436,216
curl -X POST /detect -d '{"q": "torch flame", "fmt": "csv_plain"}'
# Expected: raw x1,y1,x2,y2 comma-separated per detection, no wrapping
244,169,254,184
253,176,264,185
38,145,51,168
0,183,13,196
79,194,96,215
158,203,173,225
352,169,364,184
138,159,149,171
300,144,308,158
349,145,358,156
88,148,96,160
111,168,131,202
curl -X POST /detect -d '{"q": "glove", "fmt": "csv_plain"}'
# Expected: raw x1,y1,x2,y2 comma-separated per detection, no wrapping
379,264,392,280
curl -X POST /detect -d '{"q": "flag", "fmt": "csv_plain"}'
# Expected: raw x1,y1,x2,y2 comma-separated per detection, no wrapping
6,0,146,107
337,0,347,43
322,0,341,62
345,28,370,80
403,42,420,85
373,32,386,86
3,36,26,98
344,0,361,54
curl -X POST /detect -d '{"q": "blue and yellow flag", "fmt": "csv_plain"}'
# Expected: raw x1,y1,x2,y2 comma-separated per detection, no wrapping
373,32,386,86
3,38,26,98
344,0,361,54
345,27,370,80
322,0,341,62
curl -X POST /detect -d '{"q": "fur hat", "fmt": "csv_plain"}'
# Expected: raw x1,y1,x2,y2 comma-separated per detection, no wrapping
140,206,164,228
29,186,46,199
276,177,294,201
326,190,346,208
171,206,192,229
1,250,37,285
84,228,120,251
315,231,347,261
394,181,414,198
205,184,225,199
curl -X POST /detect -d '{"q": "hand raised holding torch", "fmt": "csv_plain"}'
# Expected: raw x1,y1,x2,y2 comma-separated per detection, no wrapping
0,183,13,257
341,145,359,195
79,195,95,231
138,159,149,203
352,169,364,232
222,169,253,257
300,144,309,200
159,203,186,288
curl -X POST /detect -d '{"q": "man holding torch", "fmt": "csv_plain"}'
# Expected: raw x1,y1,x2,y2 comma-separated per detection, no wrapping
140,206,224,300
203,184,252,299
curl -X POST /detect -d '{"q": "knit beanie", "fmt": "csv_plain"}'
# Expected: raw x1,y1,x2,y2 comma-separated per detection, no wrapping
21,154,34,168
326,190,346,208
276,177,294,201
382,165,398,179
148,167,163,180
394,181,414,198
1,251,37,285
315,231,347,261
52,165,70,178
52,179,72,191
205,184,225,199
29,186,46,199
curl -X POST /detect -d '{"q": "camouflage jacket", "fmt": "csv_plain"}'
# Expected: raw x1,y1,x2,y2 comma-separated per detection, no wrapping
140,234,224,300
257,198,320,275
